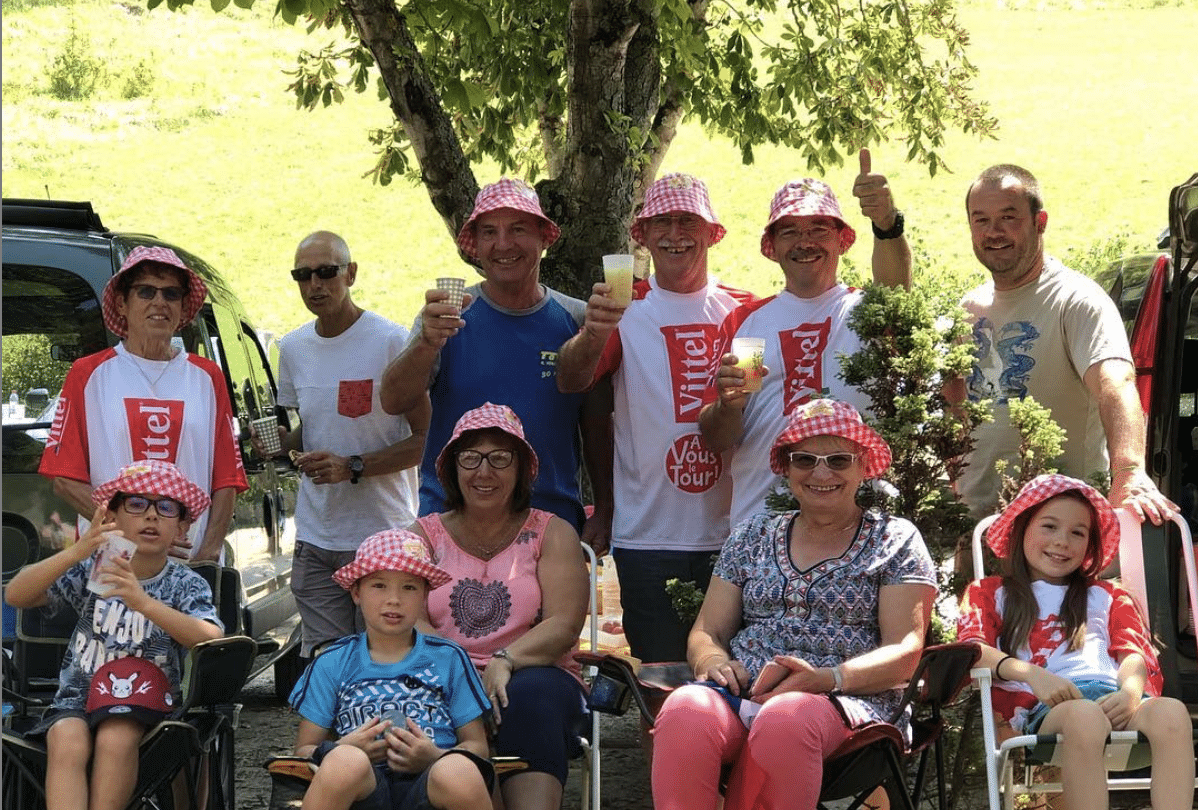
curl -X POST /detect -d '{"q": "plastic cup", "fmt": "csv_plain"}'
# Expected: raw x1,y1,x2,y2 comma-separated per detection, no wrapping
731,337,766,393
252,415,281,456
601,254,634,307
87,533,138,596
436,277,465,318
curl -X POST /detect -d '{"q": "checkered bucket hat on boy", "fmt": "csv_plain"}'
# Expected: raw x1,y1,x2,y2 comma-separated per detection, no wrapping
760,179,857,260
332,529,453,590
435,402,540,482
769,399,891,478
86,657,175,728
630,173,727,246
91,460,211,522
984,473,1120,573
101,246,209,339
455,178,562,259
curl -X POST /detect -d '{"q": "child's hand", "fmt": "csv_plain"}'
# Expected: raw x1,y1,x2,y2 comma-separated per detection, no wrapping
101,556,149,611
339,717,391,764
76,507,118,561
1096,688,1140,730
1026,668,1084,706
384,717,439,774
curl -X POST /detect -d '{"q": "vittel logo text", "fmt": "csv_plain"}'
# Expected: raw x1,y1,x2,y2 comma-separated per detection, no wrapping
124,398,184,463
661,323,720,423
780,319,831,414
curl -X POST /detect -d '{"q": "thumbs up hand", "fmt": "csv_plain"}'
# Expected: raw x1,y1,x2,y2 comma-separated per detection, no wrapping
852,148,899,231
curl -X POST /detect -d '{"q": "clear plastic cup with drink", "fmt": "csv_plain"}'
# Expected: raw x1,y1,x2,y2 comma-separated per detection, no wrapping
731,337,766,393
436,277,466,317
601,254,635,307
252,415,282,456
86,533,139,596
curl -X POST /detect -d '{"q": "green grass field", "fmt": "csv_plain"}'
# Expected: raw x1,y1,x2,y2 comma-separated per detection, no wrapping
3,0,1194,337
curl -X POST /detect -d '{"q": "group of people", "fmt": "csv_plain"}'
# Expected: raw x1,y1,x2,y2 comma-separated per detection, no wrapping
8,155,1192,810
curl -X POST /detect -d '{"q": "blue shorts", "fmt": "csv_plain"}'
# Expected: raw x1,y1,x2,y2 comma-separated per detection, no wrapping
1023,679,1144,734
348,750,493,810
612,547,716,663
492,666,587,786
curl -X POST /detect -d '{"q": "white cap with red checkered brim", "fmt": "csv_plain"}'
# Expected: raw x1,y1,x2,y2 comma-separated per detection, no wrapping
101,246,209,339
435,402,539,482
333,530,452,590
91,460,211,522
769,399,890,477
455,178,562,259
86,657,175,728
630,173,727,247
984,473,1120,573
760,179,857,260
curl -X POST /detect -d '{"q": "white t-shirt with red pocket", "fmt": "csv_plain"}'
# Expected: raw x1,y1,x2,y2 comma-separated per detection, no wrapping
594,277,754,552
276,311,418,552
39,343,247,552
704,285,871,528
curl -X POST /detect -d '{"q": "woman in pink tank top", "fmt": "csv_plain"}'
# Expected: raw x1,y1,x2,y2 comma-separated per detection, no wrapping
409,403,589,810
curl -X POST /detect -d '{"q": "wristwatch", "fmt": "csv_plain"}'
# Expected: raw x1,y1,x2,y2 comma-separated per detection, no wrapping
871,210,905,240
491,649,515,667
348,455,365,484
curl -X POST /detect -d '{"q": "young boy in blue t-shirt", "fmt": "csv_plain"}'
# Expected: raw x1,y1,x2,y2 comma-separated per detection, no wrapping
289,529,493,810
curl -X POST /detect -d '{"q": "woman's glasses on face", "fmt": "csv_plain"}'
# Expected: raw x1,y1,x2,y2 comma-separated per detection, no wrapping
788,451,859,471
290,264,347,282
455,449,515,470
131,284,185,302
119,494,185,519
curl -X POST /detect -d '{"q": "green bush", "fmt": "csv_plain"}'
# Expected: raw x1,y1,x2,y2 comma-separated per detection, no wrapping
47,23,105,101
121,59,155,99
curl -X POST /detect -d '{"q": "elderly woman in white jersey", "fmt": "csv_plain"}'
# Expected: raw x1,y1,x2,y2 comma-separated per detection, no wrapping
38,246,246,561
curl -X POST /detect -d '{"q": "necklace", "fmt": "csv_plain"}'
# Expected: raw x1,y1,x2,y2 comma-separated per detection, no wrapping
457,513,524,561
122,344,176,395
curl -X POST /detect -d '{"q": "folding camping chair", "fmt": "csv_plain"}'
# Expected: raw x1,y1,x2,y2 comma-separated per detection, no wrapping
267,541,602,810
578,641,980,810
1,563,257,810
968,509,1198,810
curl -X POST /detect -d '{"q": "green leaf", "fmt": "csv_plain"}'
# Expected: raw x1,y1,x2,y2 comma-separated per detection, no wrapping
209,0,230,10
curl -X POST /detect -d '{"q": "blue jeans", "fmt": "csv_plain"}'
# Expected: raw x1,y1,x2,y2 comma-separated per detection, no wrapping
612,547,716,663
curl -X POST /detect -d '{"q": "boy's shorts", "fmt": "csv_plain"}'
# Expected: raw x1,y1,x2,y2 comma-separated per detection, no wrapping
351,749,494,810
1023,679,1147,734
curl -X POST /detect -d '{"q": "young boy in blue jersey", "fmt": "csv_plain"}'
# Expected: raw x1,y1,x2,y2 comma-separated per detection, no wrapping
289,529,493,810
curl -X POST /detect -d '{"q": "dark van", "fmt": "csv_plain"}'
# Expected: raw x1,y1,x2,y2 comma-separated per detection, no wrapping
2,199,304,697
1100,174,1198,704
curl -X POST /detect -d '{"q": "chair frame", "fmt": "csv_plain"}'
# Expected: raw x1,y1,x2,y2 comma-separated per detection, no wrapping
968,508,1198,810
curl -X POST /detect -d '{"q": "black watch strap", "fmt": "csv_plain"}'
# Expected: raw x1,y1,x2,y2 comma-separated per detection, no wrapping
348,455,364,484
871,210,905,240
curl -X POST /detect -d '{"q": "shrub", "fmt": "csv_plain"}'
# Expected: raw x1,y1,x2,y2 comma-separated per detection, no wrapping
47,23,105,101
121,59,155,100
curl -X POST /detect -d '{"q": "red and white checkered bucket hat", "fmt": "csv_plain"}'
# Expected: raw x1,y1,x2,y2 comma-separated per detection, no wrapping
91,460,211,522
101,246,209,339
630,173,727,246
455,178,562,259
435,402,539,482
86,657,175,728
760,179,857,260
769,399,890,477
333,529,452,590
984,473,1119,572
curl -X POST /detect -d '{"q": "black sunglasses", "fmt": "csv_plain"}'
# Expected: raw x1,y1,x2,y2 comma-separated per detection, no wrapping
290,264,346,282
117,493,186,520
131,284,185,302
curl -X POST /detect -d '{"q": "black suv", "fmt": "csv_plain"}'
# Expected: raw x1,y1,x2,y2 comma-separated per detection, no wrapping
2,199,304,696
1101,174,1198,703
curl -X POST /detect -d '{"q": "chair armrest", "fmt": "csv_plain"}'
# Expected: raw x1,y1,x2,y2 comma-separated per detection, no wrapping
179,635,257,712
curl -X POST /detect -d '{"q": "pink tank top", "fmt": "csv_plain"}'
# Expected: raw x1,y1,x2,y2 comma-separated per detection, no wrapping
418,510,581,678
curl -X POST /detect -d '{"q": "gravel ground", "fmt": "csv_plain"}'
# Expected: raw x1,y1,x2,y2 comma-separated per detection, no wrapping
232,669,1168,810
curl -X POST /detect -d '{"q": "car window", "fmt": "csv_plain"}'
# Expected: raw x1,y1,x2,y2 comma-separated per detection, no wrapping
2,264,105,471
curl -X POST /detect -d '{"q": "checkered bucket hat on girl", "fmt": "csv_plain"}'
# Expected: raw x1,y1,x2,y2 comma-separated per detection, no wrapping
101,246,209,339
332,529,453,590
91,460,211,522
86,657,175,728
769,399,891,478
455,178,562,259
760,178,857,260
630,173,727,246
984,473,1120,572
435,402,540,482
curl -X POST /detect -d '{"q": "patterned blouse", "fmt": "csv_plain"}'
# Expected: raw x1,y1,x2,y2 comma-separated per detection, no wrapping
715,509,936,731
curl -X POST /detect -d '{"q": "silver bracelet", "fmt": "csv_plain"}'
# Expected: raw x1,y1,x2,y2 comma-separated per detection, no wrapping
830,665,845,694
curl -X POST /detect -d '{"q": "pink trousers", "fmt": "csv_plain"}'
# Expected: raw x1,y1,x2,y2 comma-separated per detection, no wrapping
650,684,853,810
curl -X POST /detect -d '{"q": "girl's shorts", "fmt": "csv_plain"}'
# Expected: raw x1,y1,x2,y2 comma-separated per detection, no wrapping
1023,679,1147,734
